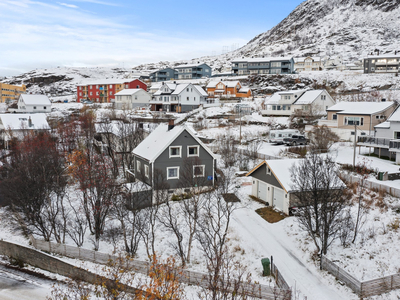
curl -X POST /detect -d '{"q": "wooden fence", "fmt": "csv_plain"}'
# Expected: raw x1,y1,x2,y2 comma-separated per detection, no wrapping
321,256,400,298
271,260,291,291
31,237,291,300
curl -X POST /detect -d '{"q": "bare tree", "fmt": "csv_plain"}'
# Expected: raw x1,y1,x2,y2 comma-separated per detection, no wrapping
0,132,68,242
290,153,349,255
308,125,339,153
67,197,88,247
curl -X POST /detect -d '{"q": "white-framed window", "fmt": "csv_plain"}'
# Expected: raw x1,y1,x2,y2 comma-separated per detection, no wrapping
137,160,141,173
321,95,326,100
110,91,113,95
144,165,149,177
169,146,182,158
109,85,113,88
167,167,179,180
44,106,46,109
193,165,205,177
187,97,189,101
187,145,199,157
79,92,82,96
96,85,99,88
96,92,99,95
332,114,337,120
90,92,93,96
90,85,93,89
33,106,37,109
79,86,82,90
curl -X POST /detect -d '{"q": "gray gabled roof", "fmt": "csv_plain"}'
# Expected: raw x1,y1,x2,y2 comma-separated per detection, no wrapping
132,124,217,163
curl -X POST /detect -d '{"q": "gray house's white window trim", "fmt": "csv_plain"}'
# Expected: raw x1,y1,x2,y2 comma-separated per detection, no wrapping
144,165,149,178
137,160,141,173
193,165,205,177
167,166,179,180
169,146,182,158
266,166,271,175
187,145,199,157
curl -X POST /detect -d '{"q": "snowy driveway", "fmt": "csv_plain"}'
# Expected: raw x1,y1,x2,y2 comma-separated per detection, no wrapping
232,207,356,300
0,265,50,300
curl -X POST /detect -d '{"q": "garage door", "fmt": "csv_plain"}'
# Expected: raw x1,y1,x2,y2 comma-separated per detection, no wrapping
273,188,284,211
258,181,267,202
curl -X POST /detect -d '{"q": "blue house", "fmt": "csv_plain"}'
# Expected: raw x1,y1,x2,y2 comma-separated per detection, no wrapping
149,68,177,82
174,63,212,80
232,57,295,75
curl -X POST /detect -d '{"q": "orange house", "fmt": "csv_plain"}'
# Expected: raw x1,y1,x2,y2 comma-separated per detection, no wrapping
206,81,252,98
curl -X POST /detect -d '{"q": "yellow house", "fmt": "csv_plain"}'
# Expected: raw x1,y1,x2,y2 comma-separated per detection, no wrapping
0,83,26,103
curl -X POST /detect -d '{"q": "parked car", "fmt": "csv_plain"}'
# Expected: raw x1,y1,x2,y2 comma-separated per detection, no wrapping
283,135,308,146
81,99,93,104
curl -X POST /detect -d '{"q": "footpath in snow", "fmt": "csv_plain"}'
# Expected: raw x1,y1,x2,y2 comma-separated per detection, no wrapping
231,207,357,300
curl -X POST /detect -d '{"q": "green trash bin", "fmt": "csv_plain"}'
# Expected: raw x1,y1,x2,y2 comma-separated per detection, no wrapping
261,258,270,276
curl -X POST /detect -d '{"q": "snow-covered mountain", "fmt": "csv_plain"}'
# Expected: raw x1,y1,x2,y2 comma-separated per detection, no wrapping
2,0,400,95
238,0,400,61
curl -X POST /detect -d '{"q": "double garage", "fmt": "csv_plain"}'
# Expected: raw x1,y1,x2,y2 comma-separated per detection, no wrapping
247,160,295,215
255,180,286,213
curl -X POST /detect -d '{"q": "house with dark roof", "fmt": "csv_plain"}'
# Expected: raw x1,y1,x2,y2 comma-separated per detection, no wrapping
132,122,217,195
262,89,335,116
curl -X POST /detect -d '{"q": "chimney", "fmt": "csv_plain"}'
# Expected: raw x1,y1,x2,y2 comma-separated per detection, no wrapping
168,119,175,131
28,116,33,127
162,81,165,85
381,98,386,102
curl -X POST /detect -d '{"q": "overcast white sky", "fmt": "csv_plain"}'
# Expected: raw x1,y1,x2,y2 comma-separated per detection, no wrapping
0,0,304,77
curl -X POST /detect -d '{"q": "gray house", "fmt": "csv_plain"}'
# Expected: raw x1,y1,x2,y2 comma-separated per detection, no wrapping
363,54,400,74
132,122,217,194
232,57,295,75
149,68,177,82
247,159,344,215
175,63,212,79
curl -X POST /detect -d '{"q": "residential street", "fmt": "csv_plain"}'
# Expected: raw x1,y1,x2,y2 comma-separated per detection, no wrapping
232,207,356,300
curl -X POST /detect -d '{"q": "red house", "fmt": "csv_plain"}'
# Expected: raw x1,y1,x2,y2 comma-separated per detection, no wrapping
76,79,147,103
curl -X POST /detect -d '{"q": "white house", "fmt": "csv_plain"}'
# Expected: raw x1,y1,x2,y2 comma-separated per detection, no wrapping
294,57,323,72
114,89,151,110
357,107,400,163
0,113,50,148
262,89,335,116
17,94,52,113
150,83,208,112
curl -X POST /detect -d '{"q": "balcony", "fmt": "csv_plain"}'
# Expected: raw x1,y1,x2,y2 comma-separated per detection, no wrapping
317,120,338,127
389,139,400,152
357,136,390,148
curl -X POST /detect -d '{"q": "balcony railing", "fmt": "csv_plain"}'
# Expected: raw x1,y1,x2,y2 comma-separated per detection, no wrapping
389,139,400,151
357,136,390,146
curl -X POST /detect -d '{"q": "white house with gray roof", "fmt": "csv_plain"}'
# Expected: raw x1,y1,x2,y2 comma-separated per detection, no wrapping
132,122,217,200
150,83,208,112
0,113,50,148
114,89,151,110
262,89,335,116
17,94,51,113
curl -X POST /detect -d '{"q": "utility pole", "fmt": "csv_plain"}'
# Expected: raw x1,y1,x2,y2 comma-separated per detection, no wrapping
353,123,357,168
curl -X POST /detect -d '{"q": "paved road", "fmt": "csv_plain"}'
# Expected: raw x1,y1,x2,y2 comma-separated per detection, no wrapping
0,265,51,300
232,207,356,300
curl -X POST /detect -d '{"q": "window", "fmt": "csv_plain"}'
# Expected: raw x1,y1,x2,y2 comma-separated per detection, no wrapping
167,167,179,179
169,146,181,158
110,91,113,95
96,85,99,89
321,95,326,100
96,92,99,95
193,165,205,177
187,88,189,92
90,92,93,96
136,85,140,88
187,97,189,101
345,117,364,126
266,166,271,175
137,160,141,172
144,165,149,177
188,145,199,157
272,105,276,110
332,114,337,120
44,106,46,109
90,85,92,89
33,106,36,109
109,85,112,88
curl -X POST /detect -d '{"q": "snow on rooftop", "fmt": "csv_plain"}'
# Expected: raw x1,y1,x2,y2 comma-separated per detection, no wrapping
193,85,208,96
266,159,301,192
294,90,324,105
327,101,395,115
374,121,390,129
387,106,400,122
232,56,293,63
77,78,138,86
0,113,50,130
132,124,185,162
175,62,208,68
20,94,51,105
114,89,144,96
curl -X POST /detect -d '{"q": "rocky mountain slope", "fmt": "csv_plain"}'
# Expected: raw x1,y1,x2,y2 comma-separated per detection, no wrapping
2,0,400,96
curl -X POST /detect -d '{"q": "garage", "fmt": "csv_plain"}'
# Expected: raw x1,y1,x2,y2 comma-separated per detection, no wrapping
273,187,285,212
258,181,268,202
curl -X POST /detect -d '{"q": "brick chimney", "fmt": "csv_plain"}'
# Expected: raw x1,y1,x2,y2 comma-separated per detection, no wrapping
168,119,175,131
